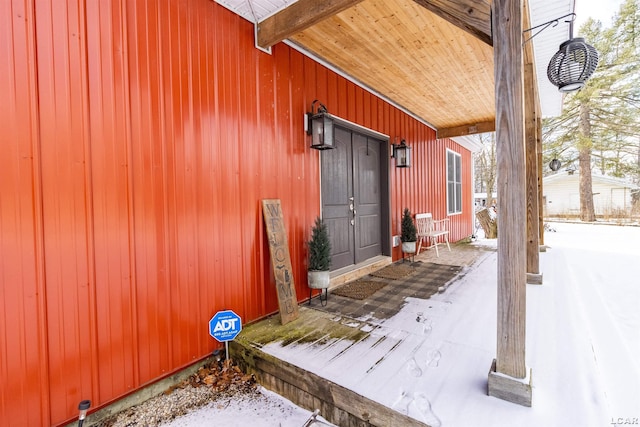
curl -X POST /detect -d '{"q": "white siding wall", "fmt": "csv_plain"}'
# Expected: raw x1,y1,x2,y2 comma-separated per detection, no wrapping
544,174,635,216
544,174,580,215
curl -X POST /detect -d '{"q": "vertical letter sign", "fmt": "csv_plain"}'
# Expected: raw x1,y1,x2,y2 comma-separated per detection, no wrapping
262,199,299,324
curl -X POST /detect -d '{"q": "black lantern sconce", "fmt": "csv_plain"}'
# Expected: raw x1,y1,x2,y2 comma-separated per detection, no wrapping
391,139,411,168
524,13,599,93
549,158,562,171
306,100,335,150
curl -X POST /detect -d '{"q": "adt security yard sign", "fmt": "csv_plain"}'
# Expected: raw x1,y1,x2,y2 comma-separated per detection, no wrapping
209,310,242,343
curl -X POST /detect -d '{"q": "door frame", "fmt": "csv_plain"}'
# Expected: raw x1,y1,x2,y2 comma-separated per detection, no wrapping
319,116,391,269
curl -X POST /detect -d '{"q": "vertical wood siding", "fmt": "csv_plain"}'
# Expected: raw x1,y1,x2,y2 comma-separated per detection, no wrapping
0,0,474,424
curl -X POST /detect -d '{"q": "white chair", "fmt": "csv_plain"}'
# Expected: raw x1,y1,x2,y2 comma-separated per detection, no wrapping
415,213,451,257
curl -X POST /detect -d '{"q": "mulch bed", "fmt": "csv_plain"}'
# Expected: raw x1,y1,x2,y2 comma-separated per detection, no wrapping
369,263,416,280
331,280,389,300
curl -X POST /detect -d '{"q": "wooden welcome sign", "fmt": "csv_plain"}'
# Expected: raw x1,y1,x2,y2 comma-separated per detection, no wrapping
262,199,299,325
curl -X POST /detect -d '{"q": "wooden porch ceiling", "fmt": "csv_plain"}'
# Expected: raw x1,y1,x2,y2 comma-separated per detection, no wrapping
257,0,496,138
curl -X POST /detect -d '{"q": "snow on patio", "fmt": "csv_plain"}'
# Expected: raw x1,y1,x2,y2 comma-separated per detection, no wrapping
166,222,639,427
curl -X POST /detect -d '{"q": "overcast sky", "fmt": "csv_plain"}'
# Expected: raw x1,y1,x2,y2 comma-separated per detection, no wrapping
575,0,623,31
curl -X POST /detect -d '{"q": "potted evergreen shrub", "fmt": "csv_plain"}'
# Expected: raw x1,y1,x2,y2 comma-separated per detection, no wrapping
401,207,418,254
308,216,332,291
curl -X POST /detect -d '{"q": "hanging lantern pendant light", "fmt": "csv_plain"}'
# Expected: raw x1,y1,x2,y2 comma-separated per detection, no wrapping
549,158,562,171
547,21,599,92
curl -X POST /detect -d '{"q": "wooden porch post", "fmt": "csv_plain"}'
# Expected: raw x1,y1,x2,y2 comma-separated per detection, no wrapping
524,63,542,284
523,0,546,254
522,0,542,284
537,116,545,247
487,0,533,406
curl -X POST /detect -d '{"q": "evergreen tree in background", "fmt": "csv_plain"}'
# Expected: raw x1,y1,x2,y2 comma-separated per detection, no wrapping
543,0,640,220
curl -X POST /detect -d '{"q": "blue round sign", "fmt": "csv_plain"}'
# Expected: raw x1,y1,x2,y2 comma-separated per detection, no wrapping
209,310,242,342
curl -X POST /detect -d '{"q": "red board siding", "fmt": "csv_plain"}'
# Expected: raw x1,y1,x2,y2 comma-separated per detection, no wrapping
1,1,49,425
35,1,94,422
0,0,474,424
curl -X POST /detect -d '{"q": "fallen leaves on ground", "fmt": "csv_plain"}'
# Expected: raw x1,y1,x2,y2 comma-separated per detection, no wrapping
167,357,257,395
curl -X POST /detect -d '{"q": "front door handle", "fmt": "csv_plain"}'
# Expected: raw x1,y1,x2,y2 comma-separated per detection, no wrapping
349,197,355,226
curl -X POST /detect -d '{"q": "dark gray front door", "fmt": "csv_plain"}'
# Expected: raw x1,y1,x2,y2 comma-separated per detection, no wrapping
322,126,383,270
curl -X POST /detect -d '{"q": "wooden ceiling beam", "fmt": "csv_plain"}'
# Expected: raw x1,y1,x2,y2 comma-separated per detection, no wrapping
257,0,364,49
436,120,495,139
412,0,493,46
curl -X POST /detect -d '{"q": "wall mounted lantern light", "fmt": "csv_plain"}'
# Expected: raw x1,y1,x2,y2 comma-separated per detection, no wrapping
306,100,335,150
391,139,411,168
549,158,562,171
524,13,599,92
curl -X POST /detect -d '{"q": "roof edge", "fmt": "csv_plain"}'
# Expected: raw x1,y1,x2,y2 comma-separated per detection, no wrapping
452,135,485,153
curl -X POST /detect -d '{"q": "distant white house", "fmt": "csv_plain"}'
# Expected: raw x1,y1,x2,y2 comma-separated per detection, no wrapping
543,171,639,217
474,192,498,207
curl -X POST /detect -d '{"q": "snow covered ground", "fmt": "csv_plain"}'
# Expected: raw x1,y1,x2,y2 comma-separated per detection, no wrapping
162,387,335,427
165,222,639,427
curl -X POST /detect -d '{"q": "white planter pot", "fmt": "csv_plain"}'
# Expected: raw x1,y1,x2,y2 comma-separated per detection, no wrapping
308,270,330,289
402,241,417,254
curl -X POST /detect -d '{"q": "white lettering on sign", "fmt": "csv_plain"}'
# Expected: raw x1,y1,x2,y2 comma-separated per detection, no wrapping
213,319,239,332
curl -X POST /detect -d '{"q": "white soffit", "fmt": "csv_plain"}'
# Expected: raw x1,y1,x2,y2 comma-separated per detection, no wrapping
452,135,484,154
528,0,575,118
215,0,296,22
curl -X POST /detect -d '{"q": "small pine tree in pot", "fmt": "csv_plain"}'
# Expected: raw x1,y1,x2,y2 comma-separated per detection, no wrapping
308,217,332,290
401,207,418,254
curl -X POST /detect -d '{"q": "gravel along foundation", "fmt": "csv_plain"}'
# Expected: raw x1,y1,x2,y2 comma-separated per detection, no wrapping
94,357,257,427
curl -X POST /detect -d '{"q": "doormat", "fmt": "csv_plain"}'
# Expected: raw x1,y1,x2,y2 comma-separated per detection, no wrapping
316,262,464,320
369,263,416,280
331,280,388,300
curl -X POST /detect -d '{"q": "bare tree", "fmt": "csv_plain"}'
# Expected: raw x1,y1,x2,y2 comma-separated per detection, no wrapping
474,133,497,207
